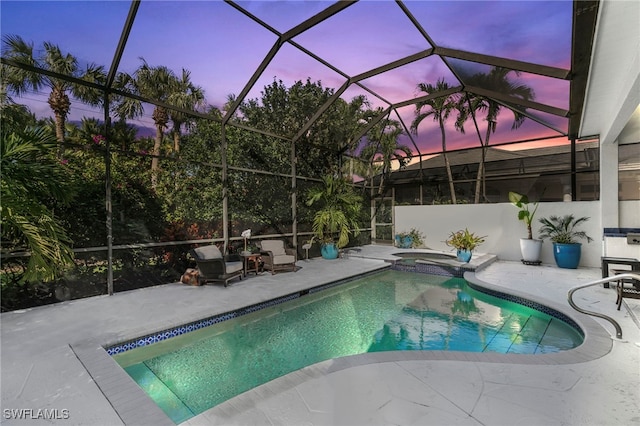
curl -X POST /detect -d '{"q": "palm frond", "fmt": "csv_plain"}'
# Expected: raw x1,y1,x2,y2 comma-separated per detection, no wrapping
1,126,76,282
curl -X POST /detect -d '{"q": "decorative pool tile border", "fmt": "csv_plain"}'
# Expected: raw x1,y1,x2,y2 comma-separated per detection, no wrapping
105,268,390,356
306,269,387,295
603,227,640,237
105,292,301,355
465,280,583,336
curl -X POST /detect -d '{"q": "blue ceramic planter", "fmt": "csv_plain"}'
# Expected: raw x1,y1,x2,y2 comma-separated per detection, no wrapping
456,249,472,263
321,242,339,259
457,291,473,303
553,242,582,269
395,235,413,248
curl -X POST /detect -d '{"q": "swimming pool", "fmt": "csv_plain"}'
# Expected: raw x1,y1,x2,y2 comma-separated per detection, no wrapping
113,269,583,423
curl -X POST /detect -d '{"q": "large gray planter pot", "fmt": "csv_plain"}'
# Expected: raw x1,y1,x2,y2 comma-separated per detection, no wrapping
520,238,543,262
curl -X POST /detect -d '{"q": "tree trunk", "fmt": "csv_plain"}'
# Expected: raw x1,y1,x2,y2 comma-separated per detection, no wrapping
173,121,182,153
377,165,386,196
48,89,70,158
173,132,180,153
54,112,66,158
474,124,492,203
473,160,483,204
439,117,456,204
151,107,169,188
151,125,162,188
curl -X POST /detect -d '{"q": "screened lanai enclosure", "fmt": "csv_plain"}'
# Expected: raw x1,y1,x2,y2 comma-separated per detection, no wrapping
0,0,618,310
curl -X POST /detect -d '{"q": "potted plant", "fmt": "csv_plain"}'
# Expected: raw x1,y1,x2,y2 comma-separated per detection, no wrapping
538,214,593,269
306,175,363,259
394,228,425,248
508,191,544,263
445,228,486,263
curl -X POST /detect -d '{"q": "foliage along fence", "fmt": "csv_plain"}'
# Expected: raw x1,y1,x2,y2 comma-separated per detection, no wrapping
0,115,375,312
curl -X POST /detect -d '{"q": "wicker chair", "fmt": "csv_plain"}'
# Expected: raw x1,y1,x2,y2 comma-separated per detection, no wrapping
190,245,243,287
257,240,297,274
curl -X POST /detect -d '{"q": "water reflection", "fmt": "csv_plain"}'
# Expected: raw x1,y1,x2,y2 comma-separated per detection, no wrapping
369,280,532,352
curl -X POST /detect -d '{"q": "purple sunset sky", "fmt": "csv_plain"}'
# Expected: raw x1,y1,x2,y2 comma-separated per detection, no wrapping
1,0,574,154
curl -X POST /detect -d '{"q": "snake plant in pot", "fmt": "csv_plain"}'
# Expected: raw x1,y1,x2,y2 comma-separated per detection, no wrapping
306,175,363,259
538,214,593,269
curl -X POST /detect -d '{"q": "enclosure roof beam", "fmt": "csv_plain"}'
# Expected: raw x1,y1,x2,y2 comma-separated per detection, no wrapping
281,1,357,42
106,0,140,88
292,80,351,143
392,86,463,110
434,47,571,80
352,49,435,83
465,85,569,117
341,107,393,155
1,58,105,91
497,103,568,136
222,39,283,125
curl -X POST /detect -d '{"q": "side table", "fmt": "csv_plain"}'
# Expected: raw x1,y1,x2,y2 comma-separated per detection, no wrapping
241,253,261,276
601,256,640,288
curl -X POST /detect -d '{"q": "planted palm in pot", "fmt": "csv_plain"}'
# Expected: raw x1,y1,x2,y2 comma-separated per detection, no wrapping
508,191,543,263
306,175,363,259
538,214,592,269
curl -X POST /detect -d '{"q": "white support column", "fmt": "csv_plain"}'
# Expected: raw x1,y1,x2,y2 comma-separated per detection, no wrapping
599,140,619,228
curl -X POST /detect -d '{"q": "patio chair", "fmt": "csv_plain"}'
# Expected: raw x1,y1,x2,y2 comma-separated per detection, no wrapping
612,269,640,310
190,245,243,287
257,240,297,274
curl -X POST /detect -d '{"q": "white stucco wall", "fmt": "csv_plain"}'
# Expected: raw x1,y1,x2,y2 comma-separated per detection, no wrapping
395,202,602,268
620,200,640,228
609,200,640,261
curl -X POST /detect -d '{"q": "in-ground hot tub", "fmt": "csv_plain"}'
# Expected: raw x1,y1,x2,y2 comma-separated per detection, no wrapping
391,250,477,277
393,251,458,264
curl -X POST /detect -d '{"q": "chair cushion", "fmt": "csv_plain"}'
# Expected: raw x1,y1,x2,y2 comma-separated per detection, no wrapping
225,261,243,274
273,254,296,265
261,240,286,256
194,245,222,260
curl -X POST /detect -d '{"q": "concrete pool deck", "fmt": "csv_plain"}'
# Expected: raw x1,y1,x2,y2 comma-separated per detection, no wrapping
1,245,639,425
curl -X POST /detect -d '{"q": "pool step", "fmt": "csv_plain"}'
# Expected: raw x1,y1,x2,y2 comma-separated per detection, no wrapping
482,314,549,354
505,315,552,354
125,363,194,424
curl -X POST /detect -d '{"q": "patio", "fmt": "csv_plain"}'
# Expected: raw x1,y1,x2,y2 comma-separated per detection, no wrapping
1,0,638,424
1,247,638,425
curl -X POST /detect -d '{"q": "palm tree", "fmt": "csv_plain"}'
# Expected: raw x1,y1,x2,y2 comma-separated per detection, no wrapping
113,59,176,188
1,35,105,150
167,68,205,153
306,175,363,249
65,117,138,151
0,81,37,130
461,67,535,203
411,78,462,204
360,116,412,196
0,126,75,283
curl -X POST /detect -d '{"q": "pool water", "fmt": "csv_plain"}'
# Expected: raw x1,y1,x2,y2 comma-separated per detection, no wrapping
113,270,583,423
